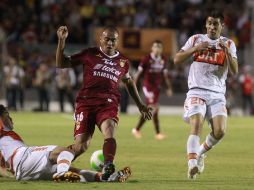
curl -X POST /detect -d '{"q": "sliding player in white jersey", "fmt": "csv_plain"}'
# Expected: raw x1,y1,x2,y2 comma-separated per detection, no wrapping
0,104,131,182
174,10,238,179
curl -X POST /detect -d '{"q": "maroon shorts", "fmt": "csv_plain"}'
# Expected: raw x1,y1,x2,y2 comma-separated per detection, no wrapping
142,86,160,105
73,101,119,139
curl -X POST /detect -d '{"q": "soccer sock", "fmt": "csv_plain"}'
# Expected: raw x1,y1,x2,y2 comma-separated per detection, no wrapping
57,151,74,174
136,116,146,131
152,111,160,134
79,170,101,182
198,133,220,156
187,135,200,165
103,138,116,164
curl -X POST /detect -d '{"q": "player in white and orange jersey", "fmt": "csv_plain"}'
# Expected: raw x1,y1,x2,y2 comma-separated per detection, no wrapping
0,105,131,182
174,10,238,179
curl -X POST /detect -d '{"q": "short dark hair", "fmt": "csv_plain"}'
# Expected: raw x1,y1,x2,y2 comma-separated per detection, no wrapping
0,105,6,116
206,10,224,22
153,40,163,45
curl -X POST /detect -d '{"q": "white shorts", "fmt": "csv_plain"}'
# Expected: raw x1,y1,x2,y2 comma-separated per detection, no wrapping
15,145,57,180
183,88,227,123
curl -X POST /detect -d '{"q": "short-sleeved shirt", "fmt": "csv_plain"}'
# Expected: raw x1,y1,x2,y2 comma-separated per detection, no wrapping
70,47,130,105
138,54,168,91
181,34,237,94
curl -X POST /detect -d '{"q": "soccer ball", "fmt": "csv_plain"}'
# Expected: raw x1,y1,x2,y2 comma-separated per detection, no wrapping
90,150,104,171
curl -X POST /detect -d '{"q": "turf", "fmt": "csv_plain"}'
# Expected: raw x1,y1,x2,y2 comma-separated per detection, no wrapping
1,112,254,190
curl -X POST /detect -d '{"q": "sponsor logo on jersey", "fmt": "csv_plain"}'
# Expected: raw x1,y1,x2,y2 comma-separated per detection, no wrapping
96,53,103,58
194,48,226,66
93,64,104,70
102,58,117,66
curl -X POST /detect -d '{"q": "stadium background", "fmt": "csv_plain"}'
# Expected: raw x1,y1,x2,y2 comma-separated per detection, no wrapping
0,0,253,115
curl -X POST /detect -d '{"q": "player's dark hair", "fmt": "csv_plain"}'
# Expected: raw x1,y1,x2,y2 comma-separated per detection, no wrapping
103,26,119,35
0,105,6,116
206,10,224,22
153,40,163,45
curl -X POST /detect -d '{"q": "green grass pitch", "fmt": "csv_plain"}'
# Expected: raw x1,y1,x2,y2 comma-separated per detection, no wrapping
1,112,254,190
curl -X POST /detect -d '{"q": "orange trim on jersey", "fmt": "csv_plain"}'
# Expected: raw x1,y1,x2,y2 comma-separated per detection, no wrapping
57,159,70,165
0,119,4,132
192,36,198,47
188,153,197,160
227,41,232,48
9,148,19,174
1,131,23,142
194,48,226,66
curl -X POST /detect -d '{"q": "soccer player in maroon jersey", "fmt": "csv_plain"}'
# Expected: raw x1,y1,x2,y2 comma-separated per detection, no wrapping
132,40,172,140
56,26,152,181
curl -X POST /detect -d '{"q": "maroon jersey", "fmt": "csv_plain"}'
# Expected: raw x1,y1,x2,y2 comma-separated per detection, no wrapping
139,54,167,90
70,47,130,105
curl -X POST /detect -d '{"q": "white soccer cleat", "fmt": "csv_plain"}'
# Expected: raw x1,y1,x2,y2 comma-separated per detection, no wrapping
197,154,206,174
188,160,199,180
108,167,132,182
131,128,142,139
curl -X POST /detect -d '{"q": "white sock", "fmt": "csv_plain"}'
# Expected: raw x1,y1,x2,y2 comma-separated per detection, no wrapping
57,151,74,174
198,133,220,156
187,135,200,165
79,170,99,182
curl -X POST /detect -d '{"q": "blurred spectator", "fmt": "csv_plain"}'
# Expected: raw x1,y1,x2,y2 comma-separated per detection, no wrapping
239,65,254,115
0,0,251,112
3,57,25,111
55,68,76,112
33,63,51,111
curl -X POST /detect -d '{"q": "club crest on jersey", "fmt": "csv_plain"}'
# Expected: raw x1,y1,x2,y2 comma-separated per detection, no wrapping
119,59,126,67
96,53,103,58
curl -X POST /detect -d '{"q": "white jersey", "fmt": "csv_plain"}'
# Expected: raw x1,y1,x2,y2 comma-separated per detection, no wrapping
0,135,26,162
181,34,237,94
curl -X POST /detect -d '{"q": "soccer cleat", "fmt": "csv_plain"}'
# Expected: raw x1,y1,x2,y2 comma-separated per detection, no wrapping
53,171,80,182
108,167,132,182
131,128,142,139
101,162,115,181
155,133,166,140
188,160,199,180
197,154,206,174
117,167,132,182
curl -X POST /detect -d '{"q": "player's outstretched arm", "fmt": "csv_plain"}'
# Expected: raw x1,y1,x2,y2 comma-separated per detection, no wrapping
56,26,72,68
123,77,152,120
134,68,143,85
174,42,209,65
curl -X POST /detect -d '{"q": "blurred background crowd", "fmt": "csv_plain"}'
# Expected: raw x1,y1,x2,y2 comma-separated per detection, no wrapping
0,0,253,115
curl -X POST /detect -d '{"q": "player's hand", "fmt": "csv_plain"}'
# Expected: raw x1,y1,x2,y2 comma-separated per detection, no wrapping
194,41,209,52
218,40,230,54
138,104,153,120
57,26,68,40
166,88,173,97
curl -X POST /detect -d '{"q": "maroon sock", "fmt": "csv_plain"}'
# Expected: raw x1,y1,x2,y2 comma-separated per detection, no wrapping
153,112,160,134
103,138,116,164
136,115,146,131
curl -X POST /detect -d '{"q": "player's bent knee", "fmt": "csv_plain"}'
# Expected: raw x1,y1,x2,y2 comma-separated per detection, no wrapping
71,143,89,157
213,129,225,140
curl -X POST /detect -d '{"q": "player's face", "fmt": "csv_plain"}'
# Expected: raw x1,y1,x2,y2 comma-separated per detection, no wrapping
0,111,13,130
206,17,224,40
151,43,163,56
100,30,119,55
